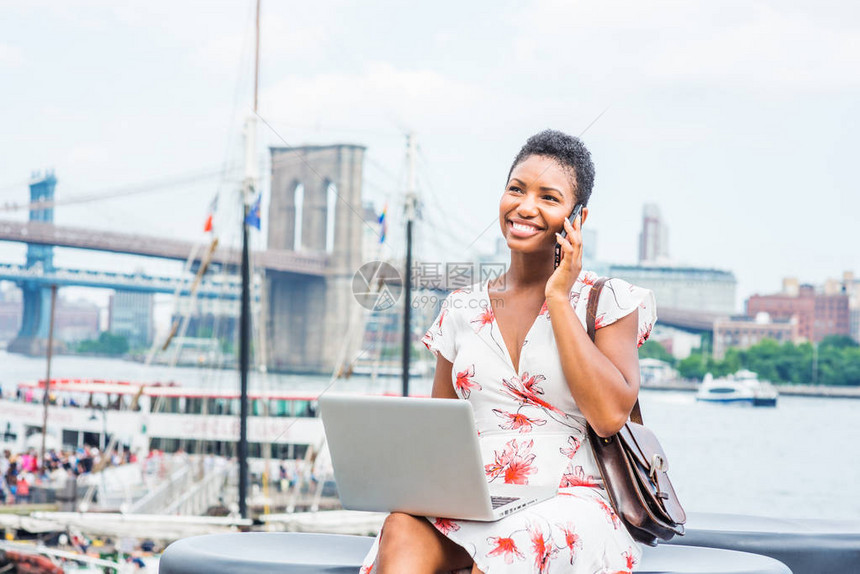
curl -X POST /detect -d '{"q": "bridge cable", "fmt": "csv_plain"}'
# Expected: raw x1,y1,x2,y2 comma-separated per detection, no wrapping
0,165,241,214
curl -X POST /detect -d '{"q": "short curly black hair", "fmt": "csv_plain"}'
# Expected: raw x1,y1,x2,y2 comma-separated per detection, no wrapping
507,129,596,207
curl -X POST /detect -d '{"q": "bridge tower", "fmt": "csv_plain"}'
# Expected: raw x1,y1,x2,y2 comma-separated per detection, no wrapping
8,171,60,355
266,144,366,373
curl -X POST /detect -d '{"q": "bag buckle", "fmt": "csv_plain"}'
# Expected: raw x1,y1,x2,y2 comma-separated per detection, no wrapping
649,454,666,481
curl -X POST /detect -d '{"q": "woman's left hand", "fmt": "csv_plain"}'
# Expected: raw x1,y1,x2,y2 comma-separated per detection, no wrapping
545,215,583,301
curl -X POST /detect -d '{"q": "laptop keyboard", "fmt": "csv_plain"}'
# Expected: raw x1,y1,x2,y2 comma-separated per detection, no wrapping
491,495,520,509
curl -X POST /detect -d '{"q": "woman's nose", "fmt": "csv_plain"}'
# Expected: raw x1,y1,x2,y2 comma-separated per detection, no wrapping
516,193,539,216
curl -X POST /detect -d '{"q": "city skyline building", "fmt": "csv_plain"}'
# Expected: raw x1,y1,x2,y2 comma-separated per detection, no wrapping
0,287,21,342
109,291,154,348
609,264,737,315
713,312,799,359
55,298,100,342
747,278,850,343
835,271,860,343
0,291,100,345
638,203,669,265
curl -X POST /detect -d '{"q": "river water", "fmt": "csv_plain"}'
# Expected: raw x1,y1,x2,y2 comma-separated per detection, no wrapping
2,350,858,521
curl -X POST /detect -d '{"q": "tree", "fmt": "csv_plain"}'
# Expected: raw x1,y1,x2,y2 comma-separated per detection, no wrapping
819,335,859,350
678,354,707,380
638,340,674,363
76,332,129,356
744,338,781,382
667,335,859,386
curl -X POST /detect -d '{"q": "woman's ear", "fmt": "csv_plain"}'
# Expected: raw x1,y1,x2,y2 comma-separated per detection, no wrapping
580,206,589,227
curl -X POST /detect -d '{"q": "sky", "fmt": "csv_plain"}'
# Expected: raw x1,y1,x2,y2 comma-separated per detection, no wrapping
1,0,858,318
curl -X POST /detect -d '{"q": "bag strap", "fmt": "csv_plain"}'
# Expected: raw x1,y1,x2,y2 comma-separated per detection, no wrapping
586,277,643,426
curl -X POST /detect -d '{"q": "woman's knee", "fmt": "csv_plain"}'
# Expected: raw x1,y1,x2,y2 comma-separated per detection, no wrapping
379,512,424,550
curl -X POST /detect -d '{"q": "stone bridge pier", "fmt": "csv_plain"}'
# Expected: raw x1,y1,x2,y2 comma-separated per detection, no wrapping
266,145,366,373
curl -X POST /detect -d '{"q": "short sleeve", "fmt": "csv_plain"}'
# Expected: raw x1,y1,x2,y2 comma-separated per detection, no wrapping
594,278,657,348
421,293,457,363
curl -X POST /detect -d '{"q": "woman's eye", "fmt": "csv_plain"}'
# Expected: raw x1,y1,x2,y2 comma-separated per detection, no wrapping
543,195,559,202
508,186,523,193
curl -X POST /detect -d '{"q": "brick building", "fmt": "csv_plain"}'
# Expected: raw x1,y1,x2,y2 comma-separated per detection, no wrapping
713,313,799,359
746,278,850,343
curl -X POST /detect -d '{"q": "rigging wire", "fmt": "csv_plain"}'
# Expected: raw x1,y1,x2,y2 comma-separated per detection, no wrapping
215,0,257,195
0,164,242,214
416,148,488,236
0,178,34,198
364,155,403,184
259,119,402,139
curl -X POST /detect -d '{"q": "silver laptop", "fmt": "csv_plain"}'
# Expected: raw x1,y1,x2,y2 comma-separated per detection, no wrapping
319,394,556,521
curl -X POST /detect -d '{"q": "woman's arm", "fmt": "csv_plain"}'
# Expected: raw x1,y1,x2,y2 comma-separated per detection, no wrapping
547,297,640,437
546,212,641,436
431,355,458,399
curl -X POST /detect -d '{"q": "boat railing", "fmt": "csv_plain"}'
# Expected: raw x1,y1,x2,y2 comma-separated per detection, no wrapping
163,459,236,516
127,464,193,515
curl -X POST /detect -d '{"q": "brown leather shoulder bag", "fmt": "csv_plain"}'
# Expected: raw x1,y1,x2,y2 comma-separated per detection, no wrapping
585,277,687,546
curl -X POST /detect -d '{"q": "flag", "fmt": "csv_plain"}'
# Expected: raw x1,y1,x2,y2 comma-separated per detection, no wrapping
377,202,387,243
245,193,261,230
203,194,218,233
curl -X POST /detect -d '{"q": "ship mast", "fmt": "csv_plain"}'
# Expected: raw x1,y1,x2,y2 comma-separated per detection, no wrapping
401,133,416,397
238,0,261,521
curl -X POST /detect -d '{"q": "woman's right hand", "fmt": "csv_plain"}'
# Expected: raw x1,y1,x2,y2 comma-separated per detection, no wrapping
545,214,583,302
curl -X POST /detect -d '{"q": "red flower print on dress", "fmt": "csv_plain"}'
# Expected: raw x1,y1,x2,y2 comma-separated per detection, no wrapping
486,536,525,564
485,439,537,484
539,300,549,316
623,548,637,571
603,549,637,574
505,455,537,484
637,322,652,348
455,365,481,398
438,308,447,328
559,465,598,488
559,435,582,459
470,307,494,331
492,409,547,433
501,372,564,416
360,564,372,574
595,496,622,530
528,522,559,574
433,517,461,535
594,313,608,329
420,331,434,351
557,522,583,565
580,272,597,287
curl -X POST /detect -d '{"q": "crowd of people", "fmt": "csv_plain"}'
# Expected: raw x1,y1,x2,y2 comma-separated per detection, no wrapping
0,446,139,505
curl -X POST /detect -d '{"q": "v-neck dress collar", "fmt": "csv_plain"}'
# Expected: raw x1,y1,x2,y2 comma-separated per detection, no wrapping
480,279,546,375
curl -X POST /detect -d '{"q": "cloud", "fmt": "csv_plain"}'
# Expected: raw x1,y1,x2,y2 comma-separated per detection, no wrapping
503,0,860,93
260,62,486,130
64,144,111,167
0,44,24,68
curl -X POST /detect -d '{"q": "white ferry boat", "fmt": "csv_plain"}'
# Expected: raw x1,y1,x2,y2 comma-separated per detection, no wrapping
0,378,326,466
695,370,779,407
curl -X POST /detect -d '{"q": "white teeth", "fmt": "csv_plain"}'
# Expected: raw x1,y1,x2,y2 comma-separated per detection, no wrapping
512,222,538,232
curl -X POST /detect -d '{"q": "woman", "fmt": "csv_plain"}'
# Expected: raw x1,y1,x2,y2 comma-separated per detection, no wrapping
362,129,655,574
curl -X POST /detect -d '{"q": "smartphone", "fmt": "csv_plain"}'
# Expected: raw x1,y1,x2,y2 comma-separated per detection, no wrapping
554,203,583,269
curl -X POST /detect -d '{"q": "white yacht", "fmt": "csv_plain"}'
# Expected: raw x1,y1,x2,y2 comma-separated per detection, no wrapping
696,370,779,407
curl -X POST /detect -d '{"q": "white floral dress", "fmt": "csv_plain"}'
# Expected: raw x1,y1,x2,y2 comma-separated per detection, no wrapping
360,270,657,574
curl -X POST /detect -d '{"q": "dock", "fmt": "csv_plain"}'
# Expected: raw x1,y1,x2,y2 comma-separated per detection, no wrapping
641,380,860,399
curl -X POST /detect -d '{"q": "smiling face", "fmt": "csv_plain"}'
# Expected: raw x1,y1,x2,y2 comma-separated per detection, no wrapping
499,154,581,255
